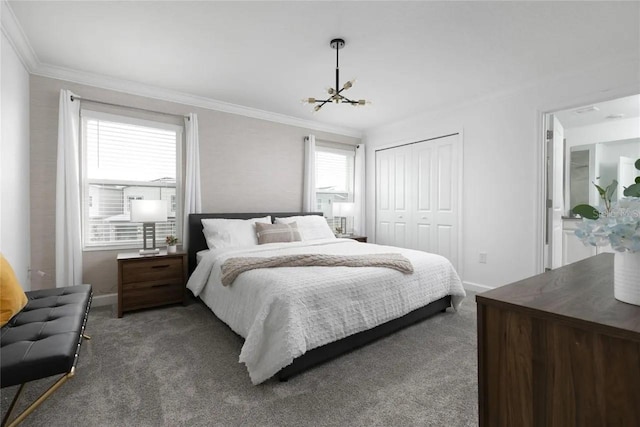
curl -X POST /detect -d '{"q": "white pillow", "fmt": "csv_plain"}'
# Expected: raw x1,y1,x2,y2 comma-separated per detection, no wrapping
201,216,271,249
274,215,335,241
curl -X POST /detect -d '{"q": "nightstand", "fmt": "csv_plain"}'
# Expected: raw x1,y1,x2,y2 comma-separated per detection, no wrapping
346,235,367,243
117,251,187,317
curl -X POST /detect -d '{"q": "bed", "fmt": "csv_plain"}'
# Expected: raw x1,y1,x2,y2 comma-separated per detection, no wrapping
187,212,466,384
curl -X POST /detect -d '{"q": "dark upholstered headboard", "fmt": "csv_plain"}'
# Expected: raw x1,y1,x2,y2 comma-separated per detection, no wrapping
187,212,323,274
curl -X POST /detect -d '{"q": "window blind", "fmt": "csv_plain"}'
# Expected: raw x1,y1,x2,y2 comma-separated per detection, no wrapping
315,146,355,197
82,111,181,249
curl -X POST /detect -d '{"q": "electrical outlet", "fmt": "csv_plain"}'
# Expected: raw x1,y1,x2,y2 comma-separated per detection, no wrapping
479,252,487,264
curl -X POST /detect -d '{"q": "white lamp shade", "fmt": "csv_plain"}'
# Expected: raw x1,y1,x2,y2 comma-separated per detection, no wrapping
340,202,355,216
333,202,354,217
130,200,167,223
333,202,342,217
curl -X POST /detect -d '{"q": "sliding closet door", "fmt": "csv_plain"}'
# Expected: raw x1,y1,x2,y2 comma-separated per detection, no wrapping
376,134,461,270
375,145,411,247
412,141,434,252
412,135,460,268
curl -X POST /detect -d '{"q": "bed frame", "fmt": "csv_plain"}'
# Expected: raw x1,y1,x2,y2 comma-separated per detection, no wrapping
187,212,452,381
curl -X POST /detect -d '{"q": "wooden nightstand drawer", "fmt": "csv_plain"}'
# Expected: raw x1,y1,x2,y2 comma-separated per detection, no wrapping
122,280,184,311
117,252,187,317
121,257,182,284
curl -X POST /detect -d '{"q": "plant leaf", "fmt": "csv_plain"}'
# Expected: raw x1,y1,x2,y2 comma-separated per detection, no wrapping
605,180,618,202
635,158,640,171
572,204,600,220
635,176,640,184
593,182,606,198
623,182,640,197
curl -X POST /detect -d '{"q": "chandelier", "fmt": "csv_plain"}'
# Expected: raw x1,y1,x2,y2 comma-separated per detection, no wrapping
302,38,369,112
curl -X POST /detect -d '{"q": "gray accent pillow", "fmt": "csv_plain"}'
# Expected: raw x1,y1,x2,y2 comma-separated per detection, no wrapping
255,222,302,244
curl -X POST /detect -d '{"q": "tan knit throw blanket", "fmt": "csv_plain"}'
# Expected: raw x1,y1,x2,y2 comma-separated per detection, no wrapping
221,253,414,286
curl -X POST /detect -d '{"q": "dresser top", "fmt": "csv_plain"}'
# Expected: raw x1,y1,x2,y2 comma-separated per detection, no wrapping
476,254,640,338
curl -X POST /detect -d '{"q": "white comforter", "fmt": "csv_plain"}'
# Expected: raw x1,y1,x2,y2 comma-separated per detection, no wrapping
187,239,466,384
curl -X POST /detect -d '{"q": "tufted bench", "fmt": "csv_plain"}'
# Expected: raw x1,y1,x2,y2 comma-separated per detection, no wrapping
1,284,92,427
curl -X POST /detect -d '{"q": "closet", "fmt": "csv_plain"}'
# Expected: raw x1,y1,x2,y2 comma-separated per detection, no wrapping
375,134,461,270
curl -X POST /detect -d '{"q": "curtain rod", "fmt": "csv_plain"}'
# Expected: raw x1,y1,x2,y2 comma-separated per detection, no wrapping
70,95,190,120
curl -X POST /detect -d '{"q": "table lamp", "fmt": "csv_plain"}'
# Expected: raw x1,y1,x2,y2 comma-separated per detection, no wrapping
339,202,355,235
131,200,168,255
333,202,355,236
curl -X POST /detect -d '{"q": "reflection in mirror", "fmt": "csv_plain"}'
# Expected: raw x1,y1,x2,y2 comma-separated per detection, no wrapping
566,138,640,215
569,150,589,211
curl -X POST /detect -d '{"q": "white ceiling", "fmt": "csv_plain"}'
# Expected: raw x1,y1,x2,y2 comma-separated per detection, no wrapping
555,94,640,129
7,1,640,133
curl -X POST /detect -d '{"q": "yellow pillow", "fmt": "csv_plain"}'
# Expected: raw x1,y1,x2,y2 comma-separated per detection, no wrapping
1,254,28,327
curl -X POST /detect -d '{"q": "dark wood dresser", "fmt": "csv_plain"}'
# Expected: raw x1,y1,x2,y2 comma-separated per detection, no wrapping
476,254,640,427
117,251,187,317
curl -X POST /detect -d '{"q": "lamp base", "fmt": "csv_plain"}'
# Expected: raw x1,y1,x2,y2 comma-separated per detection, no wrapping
139,248,160,255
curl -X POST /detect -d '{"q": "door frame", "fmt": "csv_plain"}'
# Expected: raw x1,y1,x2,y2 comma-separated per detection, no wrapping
374,130,464,280
535,91,639,274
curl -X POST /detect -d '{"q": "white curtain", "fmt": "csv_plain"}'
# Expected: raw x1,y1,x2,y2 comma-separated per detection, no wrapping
55,89,83,287
354,144,366,235
182,113,202,250
302,135,316,212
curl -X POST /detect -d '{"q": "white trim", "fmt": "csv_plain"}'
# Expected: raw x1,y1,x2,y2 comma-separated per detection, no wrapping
80,111,183,250
1,0,38,72
371,129,462,153
534,88,640,275
0,1,360,139
535,110,547,275
372,130,464,280
315,144,356,157
463,280,493,293
91,293,117,308
34,62,362,138
81,109,184,133
457,130,465,283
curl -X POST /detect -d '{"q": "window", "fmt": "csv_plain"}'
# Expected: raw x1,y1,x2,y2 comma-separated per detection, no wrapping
81,110,182,249
315,143,355,217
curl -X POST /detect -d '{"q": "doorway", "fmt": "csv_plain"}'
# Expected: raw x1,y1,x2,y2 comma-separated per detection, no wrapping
543,94,640,270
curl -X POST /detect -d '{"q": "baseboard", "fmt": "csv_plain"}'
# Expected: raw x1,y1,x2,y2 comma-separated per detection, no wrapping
91,293,116,308
463,281,494,293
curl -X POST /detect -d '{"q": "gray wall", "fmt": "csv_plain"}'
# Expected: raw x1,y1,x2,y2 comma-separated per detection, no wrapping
1,33,31,290
30,75,359,295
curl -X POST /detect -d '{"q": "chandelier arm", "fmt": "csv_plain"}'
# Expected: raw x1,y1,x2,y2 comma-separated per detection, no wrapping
335,86,348,96
316,98,332,109
341,97,358,104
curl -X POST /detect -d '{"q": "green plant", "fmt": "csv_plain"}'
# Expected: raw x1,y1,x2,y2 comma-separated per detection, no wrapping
165,235,178,246
572,158,640,253
623,158,640,198
573,158,640,220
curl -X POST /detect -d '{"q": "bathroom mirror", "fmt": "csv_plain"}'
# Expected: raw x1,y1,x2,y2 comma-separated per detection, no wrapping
567,138,640,215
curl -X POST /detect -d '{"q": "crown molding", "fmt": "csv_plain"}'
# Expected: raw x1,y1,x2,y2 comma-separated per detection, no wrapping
1,1,361,139
1,0,38,72
33,62,362,138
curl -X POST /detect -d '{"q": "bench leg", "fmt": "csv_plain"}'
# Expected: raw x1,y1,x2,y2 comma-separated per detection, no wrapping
1,368,75,427
1,384,25,427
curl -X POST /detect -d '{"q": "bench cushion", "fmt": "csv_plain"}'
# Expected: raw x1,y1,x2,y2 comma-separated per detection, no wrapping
1,285,92,388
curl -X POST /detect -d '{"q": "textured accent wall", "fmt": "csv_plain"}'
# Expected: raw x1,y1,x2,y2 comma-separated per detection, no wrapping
29,75,359,294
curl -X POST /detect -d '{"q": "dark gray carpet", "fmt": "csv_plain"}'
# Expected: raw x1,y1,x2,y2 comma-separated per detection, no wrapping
1,293,478,426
